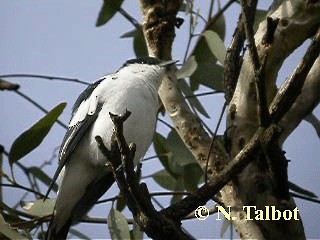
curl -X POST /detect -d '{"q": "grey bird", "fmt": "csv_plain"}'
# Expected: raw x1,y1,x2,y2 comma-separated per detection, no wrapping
45,57,177,240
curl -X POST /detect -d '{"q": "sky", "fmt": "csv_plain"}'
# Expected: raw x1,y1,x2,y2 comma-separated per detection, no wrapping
1,1,319,239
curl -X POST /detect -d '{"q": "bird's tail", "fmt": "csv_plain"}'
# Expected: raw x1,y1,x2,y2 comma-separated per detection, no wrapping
45,215,72,240
45,172,115,239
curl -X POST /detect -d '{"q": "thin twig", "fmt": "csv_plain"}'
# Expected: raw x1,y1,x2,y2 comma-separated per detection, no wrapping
205,102,227,183
157,117,174,129
0,74,89,85
118,8,140,28
189,0,236,58
0,183,45,198
90,190,191,206
81,216,135,224
208,0,215,20
142,155,158,161
183,2,195,63
290,192,320,204
14,90,68,129
185,91,222,98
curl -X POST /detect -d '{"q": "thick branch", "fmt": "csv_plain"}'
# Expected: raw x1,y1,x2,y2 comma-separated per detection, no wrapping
240,0,269,127
139,0,228,183
279,56,320,143
224,13,245,103
227,1,320,239
230,2,320,146
270,28,320,123
162,125,279,221
0,79,20,91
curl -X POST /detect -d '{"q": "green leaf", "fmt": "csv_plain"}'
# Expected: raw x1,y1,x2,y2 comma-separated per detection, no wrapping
153,133,172,174
289,181,317,198
176,56,198,79
28,167,58,192
202,65,223,90
0,201,21,222
130,220,143,240
133,28,148,57
183,164,203,192
178,78,210,118
120,27,148,57
9,103,66,165
153,132,183,177
170,177,184,204
69,229,90,240
203,30,226,64
190,37,224,91
107,208,130,240
116,195,127,212
189,13,225,91
170,192,183,204
21,199,55,217
152,169,178,190
153,130,198,180
166,130,197,167
153,130,200,192
254,9,268,32
120,29,137,38
211,13,226,40
0,214,27,239
96,0,124,27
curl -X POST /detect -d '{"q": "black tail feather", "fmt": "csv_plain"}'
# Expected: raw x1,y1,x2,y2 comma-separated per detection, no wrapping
45,172,115,240
46,215,72,240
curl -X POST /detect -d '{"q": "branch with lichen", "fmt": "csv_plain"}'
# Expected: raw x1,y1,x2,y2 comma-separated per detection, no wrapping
139,0,319,239
227,1,320,239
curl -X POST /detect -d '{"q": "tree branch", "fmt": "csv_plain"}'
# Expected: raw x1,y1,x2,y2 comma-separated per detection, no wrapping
240,0,269,127
223,12,245,103
0,79,20,91
95,111,193,240
0,74,89,85
162,125,280,221
227,1,320,238
139,0,229,186
95,112,282,239
279,56,320,143
270,28,320,123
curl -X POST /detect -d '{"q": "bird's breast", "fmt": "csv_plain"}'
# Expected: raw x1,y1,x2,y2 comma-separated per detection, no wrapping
86,83,159,167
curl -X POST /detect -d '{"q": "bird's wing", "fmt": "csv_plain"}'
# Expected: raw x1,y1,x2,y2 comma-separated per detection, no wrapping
44,80,104,199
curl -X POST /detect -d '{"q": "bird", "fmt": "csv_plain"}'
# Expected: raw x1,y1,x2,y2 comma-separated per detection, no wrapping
45,57,177,240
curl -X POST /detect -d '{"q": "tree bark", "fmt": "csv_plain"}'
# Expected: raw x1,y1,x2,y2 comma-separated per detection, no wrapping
139,0,320,239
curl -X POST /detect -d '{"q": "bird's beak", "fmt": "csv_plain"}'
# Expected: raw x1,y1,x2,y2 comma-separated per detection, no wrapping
159,59,179,67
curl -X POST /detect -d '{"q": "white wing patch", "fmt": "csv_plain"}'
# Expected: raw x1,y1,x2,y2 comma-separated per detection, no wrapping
69,93,99,126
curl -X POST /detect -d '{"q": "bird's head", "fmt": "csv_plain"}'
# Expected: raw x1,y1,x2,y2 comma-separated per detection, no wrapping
118,56,178,88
